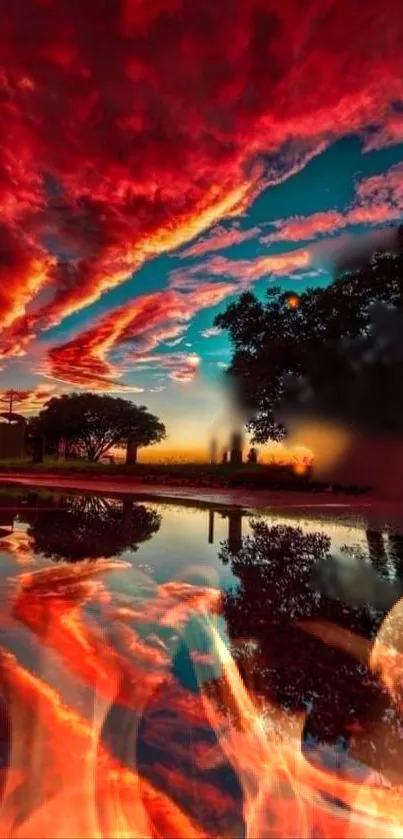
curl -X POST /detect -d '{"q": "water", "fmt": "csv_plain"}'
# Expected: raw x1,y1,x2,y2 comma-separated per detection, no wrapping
1,484,403,834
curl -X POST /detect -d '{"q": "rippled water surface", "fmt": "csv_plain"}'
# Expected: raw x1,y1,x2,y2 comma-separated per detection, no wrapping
1,484,403,836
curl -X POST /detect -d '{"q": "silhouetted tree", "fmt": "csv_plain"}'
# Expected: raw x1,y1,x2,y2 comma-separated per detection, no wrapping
25,494,161,561
215,230,403,442
31,392,166,461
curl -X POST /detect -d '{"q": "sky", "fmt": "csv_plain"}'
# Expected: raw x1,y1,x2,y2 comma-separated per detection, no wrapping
1,0,403,461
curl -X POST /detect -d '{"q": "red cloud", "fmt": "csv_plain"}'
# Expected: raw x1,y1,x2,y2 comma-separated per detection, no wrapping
0,0,402,362
363,114,403,151
0,226,54,342
44,283,234,389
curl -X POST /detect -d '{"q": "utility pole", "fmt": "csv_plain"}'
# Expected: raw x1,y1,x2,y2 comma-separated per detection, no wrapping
0,390,26,421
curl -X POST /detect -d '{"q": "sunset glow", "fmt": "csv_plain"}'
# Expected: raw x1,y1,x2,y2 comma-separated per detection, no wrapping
0,0,402,451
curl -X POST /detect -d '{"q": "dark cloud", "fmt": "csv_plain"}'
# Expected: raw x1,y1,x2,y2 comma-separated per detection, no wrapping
280,302,403,438
322,226,401,274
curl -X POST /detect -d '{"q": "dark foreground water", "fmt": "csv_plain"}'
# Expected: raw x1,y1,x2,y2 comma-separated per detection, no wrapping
0,485,403,836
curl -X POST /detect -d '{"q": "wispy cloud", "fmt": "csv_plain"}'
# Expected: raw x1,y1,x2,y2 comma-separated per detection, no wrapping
177,223,261,260
201,326,221,338
262,163,403,245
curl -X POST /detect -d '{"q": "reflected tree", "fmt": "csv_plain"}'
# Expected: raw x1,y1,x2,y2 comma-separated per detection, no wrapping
219,520,392,764
220,521,331,632
24,494,161,561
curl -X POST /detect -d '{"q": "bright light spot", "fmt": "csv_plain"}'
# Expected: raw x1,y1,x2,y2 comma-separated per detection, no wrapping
286,294,300,309
187,353,200,368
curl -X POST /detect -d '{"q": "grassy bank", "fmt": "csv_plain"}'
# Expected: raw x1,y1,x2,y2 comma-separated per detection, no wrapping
0,458,370,494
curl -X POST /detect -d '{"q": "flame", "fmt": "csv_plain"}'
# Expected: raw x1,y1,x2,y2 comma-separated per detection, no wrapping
0,529,35,566
0,543,402,836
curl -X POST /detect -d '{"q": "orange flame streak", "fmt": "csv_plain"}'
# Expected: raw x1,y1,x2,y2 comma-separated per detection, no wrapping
11,564,174,708
0,564,220,837
1,555,403,837
188,615,403,837
297,620,371,665
0,649,206,838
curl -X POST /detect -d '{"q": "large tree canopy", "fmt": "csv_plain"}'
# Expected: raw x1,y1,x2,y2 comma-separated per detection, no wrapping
215,229,403,442
24,494,161,561
32,392,166,461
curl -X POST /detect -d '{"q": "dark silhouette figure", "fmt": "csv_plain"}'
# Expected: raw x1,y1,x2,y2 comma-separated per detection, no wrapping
229,431,243,465
247,447,257,464
24,493,161,561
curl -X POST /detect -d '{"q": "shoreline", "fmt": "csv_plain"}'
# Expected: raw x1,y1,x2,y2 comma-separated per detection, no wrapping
0,470,397,514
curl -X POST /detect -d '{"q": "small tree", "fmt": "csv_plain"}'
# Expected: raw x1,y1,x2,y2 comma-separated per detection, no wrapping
32,392,166,462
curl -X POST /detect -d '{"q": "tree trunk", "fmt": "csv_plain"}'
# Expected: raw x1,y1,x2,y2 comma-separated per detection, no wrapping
126,440,138,465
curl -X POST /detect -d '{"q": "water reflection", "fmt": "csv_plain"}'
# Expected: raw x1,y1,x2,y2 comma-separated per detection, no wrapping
313,552,402,611
0,491,161,561
219,517,403,778
207,507,244,553
1,488,403,831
